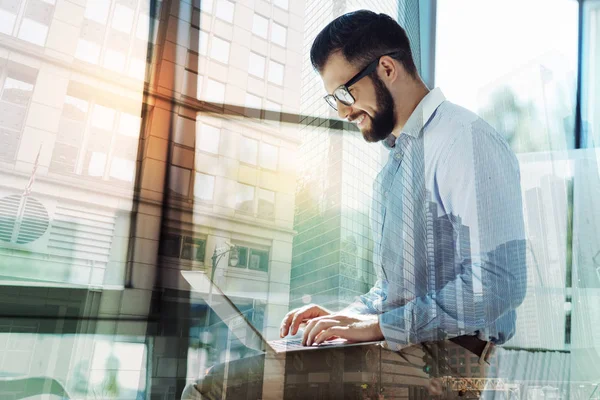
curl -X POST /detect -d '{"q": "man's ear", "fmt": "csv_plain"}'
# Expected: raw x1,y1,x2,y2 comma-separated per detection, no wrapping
379,55,399,83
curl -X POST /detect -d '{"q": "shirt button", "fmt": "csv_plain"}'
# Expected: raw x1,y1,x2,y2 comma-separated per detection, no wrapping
384,190,389,198
394,153,403,161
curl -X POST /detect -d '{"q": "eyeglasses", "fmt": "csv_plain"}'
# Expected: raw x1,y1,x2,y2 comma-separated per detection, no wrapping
323,51,404,111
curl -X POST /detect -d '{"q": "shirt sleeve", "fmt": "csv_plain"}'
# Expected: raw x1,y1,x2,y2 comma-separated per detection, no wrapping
340,278,386,315
378,120,528,347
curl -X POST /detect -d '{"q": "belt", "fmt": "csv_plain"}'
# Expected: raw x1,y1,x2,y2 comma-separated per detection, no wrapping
449,335,495,364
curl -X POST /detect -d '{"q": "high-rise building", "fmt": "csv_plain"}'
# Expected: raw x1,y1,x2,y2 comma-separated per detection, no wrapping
290,0,421,313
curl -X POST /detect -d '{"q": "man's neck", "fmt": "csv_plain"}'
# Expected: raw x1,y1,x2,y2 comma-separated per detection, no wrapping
391,81,430,138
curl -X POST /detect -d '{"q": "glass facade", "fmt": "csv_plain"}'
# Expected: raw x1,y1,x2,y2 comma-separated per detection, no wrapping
0,0,598,399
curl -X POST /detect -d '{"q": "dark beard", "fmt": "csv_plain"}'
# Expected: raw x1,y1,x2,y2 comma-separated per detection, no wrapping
362,73,396,143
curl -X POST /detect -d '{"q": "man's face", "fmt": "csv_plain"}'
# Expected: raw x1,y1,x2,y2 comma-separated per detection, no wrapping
321,52,397,143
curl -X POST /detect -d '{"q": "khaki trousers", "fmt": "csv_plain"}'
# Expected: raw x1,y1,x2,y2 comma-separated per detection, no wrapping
181,339,495,400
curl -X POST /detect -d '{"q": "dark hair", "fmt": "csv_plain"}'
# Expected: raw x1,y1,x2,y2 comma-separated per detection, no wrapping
310,10,418,79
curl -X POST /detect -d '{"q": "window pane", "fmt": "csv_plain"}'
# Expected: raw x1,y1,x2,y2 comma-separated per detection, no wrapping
215,0,234,23
205,79,225,103
0,9,16,35
436,0,578,152
248,53,266,78
199,30,209,55
17,19,48,46
248,249,268,272
75,39,101,64
109,157,135,182
240,136,258,165
236,183,255,212
268,61,284,85
84,1,110,24
118,113,142,138
252,14,268,38
236,246,248,267
200,0,213,13
63,95,89,120
181,237,206,261
91,105,116,130
169,165,191,197
259,142,278,170
273,0,288,10
271,22,286,47
103,49,126,72
112,4,135,34
210,37,230,63
85,151,106,177
196,124,220,154
194,172,215,201
2,78,34,106
258,189,275,219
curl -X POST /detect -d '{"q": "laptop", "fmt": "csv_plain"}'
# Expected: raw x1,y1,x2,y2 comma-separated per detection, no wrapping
181,271,385,354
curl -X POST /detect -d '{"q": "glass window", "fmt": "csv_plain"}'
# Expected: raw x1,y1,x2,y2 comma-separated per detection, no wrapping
210,37,230,64
240,136,258,165
271,22,287,47
259,142,278,170
197,124,220,154
248,53,266,78
199,31,209,55
118,113,142,138
236,183,255,212
268,60,284,85
0,9,17,35
248,249,269,272
2,78,34,106
86,152,107,177
109,157,135,182
181,237,207,261
103,49,126,72
194,172,215,201
169,165,191,197
91,105,116,130
215,0,234,23
63,95,89,120
112,4,135,34
205,79,225,103
17,19,48,46
252,14,269,39
273,0,288,10
436,0,578,152
200,0,213,13
84,1,110,24
75,39,101,64
258,188,275,219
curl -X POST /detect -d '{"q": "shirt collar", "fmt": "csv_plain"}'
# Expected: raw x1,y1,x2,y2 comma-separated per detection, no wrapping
383,87,446,149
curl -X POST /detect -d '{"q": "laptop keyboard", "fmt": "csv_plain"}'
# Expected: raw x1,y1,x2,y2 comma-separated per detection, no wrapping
268,337,307,351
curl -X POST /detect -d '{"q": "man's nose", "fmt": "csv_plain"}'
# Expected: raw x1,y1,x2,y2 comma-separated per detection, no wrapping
337,101,352,120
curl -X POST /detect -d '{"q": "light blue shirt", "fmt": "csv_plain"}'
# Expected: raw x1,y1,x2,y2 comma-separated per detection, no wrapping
345,88,527,347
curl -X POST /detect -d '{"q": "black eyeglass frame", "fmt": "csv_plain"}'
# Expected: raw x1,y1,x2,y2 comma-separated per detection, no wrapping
323,50,404,111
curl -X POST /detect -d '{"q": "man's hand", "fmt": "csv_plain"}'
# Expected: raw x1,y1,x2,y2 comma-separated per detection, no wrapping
302,313,384,346
280,304,332,338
